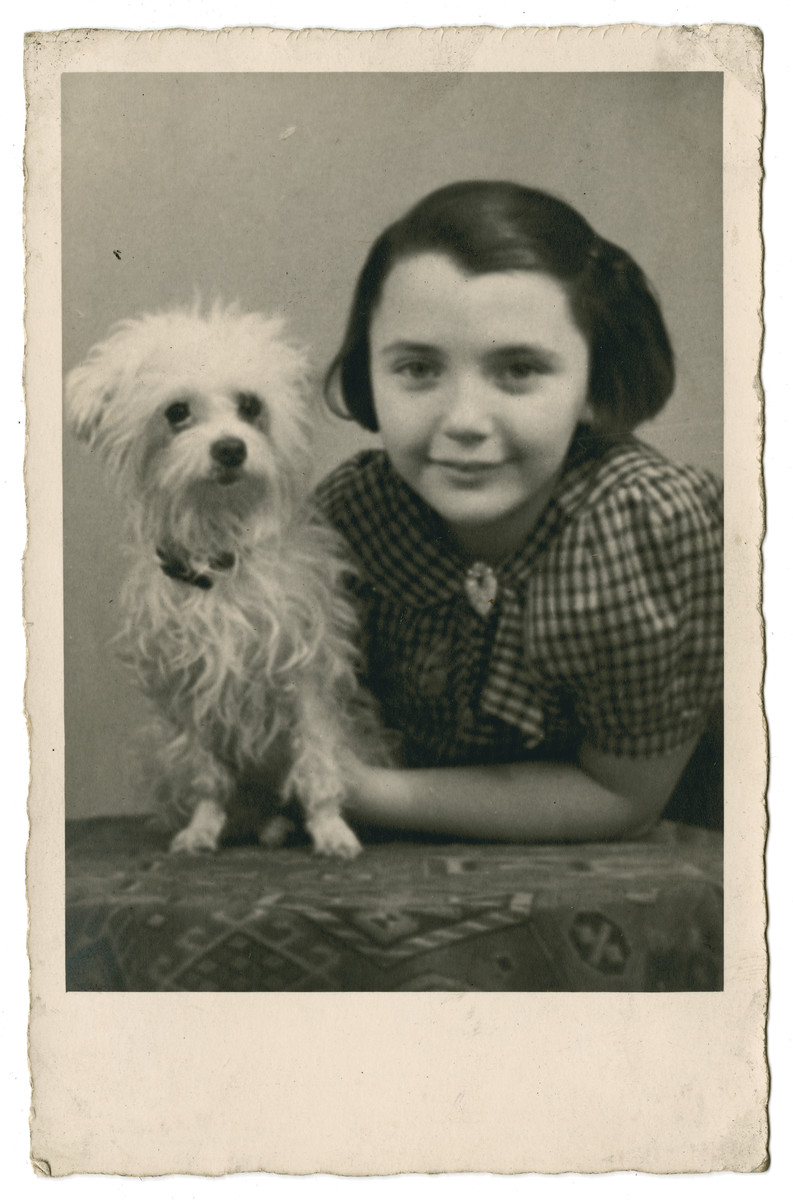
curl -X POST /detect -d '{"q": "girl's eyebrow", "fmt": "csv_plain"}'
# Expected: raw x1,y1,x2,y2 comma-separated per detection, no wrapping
376,340,442,356
486,343,561,365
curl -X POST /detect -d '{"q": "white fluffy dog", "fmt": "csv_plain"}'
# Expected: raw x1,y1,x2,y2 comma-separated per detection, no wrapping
67,303,380,858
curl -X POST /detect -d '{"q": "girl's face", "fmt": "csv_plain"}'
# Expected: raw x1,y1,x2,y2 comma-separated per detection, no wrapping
368,252,592,561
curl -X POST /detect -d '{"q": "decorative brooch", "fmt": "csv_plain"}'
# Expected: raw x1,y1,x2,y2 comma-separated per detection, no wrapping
464,561,499,617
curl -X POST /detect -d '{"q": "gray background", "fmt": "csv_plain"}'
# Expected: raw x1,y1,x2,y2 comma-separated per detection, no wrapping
63,72,722,818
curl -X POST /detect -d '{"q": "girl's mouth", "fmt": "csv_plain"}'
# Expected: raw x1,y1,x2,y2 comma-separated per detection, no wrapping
431,459,504,478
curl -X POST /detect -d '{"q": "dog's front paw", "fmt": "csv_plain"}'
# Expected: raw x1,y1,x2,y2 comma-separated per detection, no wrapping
169,798,226,855
169,824,220,855
308,813,362,860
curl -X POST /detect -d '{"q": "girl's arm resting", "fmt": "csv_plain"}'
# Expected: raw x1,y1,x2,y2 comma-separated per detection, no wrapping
346,736,699,843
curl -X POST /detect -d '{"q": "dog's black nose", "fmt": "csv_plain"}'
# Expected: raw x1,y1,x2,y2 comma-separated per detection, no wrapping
210,437,247,468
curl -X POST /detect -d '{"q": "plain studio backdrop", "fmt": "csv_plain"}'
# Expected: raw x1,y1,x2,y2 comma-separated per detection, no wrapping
62,72,723,819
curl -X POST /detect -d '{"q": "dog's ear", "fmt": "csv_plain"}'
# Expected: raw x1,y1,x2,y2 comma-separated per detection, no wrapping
65,344,127,445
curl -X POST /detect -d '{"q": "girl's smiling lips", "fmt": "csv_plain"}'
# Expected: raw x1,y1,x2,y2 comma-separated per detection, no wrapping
429,458,506,480
431,458,504,470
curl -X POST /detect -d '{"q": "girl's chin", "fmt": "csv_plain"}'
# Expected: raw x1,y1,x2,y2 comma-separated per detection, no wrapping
420,481,531,524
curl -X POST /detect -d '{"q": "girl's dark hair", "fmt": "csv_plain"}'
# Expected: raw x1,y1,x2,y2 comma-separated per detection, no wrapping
324,180,675,435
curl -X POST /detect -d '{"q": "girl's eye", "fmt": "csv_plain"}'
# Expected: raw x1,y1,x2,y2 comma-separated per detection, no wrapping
503,361,536,381
236,391,263,421
393,360,440,385
495,360,542,391
164,400,191,427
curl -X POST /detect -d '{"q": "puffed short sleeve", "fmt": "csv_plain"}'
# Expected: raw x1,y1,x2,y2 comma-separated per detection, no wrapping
526,463,723,757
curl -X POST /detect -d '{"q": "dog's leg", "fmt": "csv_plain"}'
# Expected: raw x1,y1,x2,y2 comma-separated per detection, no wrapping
306,807,362,859
167,737,233,855
282,689,362,860
170,796,228,854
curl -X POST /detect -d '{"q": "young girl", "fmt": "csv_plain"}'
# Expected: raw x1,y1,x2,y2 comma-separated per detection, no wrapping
315,180,723,844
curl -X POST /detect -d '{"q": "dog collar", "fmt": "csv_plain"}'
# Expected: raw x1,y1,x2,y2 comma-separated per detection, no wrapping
155,547,235,590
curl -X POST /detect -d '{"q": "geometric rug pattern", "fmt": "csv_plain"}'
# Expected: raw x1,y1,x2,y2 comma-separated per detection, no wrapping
66,819,723,992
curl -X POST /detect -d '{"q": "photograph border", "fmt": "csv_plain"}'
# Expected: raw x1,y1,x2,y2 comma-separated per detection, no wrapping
23,23,766,1177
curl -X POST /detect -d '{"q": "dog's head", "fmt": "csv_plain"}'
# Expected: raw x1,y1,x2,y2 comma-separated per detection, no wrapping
66,304,314,541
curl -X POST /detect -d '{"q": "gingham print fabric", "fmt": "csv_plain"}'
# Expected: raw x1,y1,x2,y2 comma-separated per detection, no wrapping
314,430,723,767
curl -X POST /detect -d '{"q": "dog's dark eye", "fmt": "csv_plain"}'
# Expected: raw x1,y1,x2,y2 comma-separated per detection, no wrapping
165,401,191,427
236,392,263,422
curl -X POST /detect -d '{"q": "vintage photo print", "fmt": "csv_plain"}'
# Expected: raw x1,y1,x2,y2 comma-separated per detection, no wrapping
25,26,766,1175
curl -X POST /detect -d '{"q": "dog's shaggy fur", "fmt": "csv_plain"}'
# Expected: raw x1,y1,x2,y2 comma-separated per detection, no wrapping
67,303,383,858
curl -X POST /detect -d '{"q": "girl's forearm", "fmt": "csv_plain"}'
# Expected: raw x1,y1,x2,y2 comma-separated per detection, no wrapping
346,759,666,844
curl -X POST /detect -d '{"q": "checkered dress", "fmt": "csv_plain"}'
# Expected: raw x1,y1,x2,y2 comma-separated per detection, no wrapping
314,430,723,768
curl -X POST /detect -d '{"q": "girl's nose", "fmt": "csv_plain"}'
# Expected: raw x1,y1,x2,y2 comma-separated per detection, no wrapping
438,376,493,441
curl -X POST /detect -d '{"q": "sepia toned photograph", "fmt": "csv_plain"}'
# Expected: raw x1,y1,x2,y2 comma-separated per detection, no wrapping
61,68,725,994
24,24,766,1176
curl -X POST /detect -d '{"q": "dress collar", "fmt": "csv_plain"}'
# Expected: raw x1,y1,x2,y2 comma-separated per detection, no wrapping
355,425,615,610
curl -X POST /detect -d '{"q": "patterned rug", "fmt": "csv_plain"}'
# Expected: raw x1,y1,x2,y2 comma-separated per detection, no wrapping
66,818,723,992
